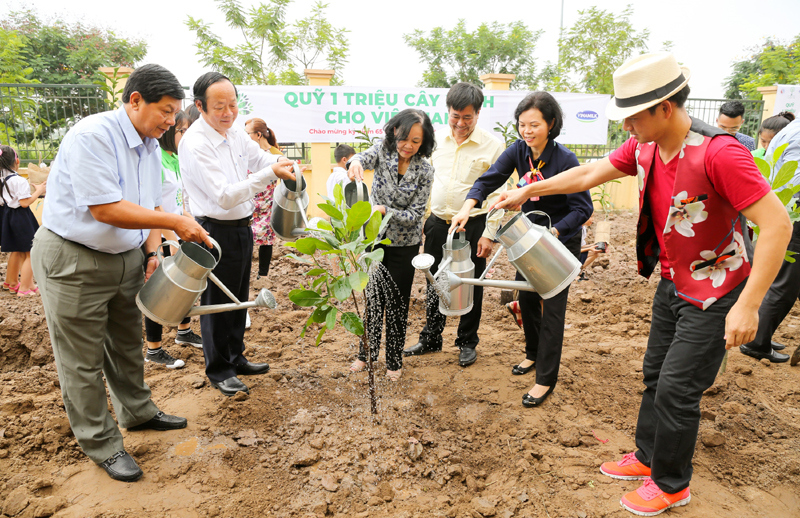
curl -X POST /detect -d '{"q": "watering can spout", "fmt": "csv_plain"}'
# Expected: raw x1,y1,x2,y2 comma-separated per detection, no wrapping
186,289,277,317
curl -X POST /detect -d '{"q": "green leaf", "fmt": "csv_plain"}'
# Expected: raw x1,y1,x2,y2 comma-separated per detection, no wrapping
315,219,333,231
776,188,795,207
772,161,798,191
294,237,318,255
346,201,372,231
378,238,392,245
314,327,326,346
285,253,311,264
331,277,352,300
318,203,344,221
348,271,369,291
773,143,790,164
288,289,324,307
305,268,327,276
377,212,393,237
753,156,771,180
361,248,385,265
312,276,327,288
325,306,337,329
364,211,382,242
341,312,364,335
333,183,344,207
310,306,330,323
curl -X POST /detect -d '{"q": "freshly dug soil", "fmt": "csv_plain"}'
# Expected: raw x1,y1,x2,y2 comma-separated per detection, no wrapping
1,212,799,518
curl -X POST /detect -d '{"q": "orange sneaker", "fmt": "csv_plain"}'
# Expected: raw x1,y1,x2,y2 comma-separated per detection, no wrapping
620,477,691,516
600,452,651,480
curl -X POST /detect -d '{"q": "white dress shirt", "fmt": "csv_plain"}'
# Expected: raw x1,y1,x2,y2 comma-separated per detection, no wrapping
428,126,505,239
179,116,281,220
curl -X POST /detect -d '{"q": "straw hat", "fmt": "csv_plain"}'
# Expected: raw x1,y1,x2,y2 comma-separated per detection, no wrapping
606,52,691,121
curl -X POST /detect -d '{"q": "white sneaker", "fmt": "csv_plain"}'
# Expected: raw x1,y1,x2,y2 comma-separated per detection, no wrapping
245,310,251,329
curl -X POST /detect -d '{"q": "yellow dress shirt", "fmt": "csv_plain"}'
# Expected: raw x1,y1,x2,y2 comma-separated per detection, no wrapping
428,126,506,239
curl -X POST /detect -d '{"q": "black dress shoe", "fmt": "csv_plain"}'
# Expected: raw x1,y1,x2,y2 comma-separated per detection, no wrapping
459,347,477,367
512,362,535,375
98,451,143,482
739,344,789,363
235,361,270,375
522,385,555,407
771,340,786,351
128,411,187,431
211,376,250,396
402,342,442,357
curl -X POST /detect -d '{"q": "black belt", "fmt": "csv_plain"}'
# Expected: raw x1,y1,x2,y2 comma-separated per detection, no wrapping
196,216,252,227
431,213,486,225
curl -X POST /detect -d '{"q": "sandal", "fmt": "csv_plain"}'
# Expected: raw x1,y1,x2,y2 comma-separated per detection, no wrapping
386,369,402,382
349,360,366,373
506,300,523,328
4,283,20,293
17,290,39,297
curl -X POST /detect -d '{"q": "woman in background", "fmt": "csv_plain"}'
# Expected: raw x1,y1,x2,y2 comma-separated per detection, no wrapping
753,112,795,159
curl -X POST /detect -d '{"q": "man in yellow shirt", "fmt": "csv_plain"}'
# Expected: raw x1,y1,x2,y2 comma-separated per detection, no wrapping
403,82,505,367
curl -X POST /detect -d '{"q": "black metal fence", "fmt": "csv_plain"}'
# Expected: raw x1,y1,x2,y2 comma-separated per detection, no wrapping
0,82,766,167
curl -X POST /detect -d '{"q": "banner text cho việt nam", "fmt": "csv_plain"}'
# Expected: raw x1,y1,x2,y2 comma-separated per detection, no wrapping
234,86,611,145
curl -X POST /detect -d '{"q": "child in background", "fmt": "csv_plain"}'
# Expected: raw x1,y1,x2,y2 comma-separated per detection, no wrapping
0,145,46,296
326,144,356,199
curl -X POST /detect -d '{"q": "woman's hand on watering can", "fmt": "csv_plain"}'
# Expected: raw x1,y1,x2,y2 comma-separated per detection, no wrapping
492,188,532,212
272,159,296,181
348,160,364,182
175,218,213,248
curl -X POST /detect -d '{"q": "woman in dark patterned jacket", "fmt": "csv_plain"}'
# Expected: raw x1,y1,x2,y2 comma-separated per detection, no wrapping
347,109,436,381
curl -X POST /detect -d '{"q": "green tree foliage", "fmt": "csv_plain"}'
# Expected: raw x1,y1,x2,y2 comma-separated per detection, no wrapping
550,5,649,95
724,35,800,99
403,19,543,89
2,9,147,85
0,28,35,84
186,0,349,86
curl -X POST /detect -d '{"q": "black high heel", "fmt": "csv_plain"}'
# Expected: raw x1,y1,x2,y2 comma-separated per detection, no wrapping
522,385,555,407
512,362,535,375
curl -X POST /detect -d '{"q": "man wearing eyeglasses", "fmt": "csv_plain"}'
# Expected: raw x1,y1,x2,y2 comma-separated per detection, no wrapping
716,100,755,151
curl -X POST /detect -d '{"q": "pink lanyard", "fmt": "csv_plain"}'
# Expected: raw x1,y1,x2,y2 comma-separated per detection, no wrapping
516,156,545,202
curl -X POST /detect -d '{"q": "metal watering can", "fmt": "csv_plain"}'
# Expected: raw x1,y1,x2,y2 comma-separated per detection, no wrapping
270,162,310,241
136,239,277,327
339,178,370,208
413,210,581,313
431,232,475,316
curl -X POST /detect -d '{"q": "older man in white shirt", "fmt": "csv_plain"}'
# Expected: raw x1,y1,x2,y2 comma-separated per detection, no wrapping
403,82,505,367
180,72,295,396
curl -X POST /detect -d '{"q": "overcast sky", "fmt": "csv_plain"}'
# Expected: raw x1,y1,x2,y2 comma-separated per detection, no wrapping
10,0,800,98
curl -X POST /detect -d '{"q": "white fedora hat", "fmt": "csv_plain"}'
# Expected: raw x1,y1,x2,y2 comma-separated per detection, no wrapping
606,52,691,121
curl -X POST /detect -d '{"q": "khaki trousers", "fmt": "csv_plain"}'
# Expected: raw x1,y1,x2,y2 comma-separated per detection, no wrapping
31,227,158,464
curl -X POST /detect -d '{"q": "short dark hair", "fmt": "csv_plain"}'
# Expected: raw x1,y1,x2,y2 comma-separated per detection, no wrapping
382,109,436,159
193,72,237,112
122,64,185,104
185,104,201,125
446,82,483,113
157,111,188,154
514,91,563,140
335,144,355,162
719,100,745,119
760,111,795,135
647,84,691,115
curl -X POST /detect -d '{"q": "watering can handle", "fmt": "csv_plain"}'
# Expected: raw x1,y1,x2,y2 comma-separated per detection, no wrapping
157,240,180,261
293,162,303,196
485,207,505,240
524,210,552,229
445,229,465,250
355,179,365,203
205,236,222,266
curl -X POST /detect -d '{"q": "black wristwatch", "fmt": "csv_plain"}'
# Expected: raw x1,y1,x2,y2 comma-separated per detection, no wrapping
144,251,158,264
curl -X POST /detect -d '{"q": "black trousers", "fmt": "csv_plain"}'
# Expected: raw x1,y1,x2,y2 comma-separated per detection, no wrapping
198,221,253,383
361,243,419,371
517,230,581,386
745,220,800,352
635,278,745,494
418,215,487,349
258,244,273,277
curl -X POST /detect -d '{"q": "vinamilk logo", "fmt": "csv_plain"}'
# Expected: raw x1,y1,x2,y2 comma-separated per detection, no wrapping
576,110,599,123
238,93,254,115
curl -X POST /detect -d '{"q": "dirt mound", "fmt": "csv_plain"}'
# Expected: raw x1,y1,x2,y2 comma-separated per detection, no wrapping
1,212,799,518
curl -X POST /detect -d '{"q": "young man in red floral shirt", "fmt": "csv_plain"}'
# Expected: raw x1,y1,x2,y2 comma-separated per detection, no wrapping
488,53,792,516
